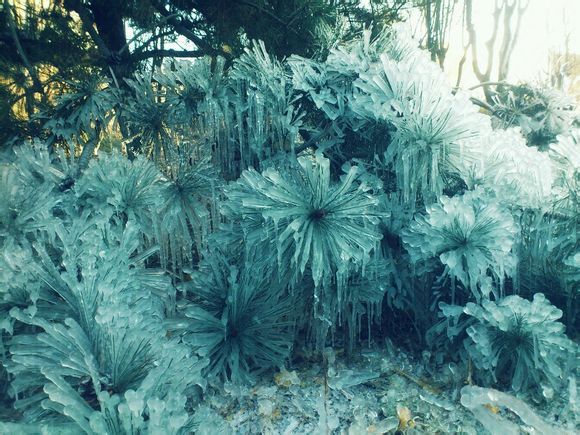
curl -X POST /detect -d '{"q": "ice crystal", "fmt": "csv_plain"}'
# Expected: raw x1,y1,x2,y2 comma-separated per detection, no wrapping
461,385,567,435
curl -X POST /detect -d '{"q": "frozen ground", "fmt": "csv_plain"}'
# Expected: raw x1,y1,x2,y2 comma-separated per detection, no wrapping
192,340,577,434
0,339,576,434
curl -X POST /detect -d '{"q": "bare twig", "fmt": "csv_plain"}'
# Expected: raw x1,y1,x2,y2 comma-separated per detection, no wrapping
132,48,205,62
150,1,224,57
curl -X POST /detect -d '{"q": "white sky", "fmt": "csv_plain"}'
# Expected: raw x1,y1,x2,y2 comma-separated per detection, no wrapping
405,0,580,88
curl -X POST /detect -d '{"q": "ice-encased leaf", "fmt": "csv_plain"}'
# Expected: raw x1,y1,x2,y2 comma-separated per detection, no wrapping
461,385,570,435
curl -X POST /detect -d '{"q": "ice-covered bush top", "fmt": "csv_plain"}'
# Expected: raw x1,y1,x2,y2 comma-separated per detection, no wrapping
458,128,554,209
403,187,518,300
463,293,576,392
225,153,383,290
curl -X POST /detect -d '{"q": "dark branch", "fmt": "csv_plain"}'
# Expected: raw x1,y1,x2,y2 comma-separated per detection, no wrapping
132,49,205,62
150,1,224,58
4,0,44,94
63,0,111,58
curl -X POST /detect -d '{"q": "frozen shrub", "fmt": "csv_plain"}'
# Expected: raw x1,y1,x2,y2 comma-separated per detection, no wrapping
5,219,207,425
490,83,577,148
75,152,165,228
225,153,382,289
463,293,576,392
458,128,554,209
157,152,220,274
352,53,489,204
549,128,580,214
167,254,294,383
224,153,384,347
402,187,518,300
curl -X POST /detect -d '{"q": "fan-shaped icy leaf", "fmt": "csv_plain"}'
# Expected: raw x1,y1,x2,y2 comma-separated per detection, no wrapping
225,153,382,290
289,25,428,127
40,376,196,435
463,293,577,391
8,314,102,407
27,217,169,330
40,76,114,156
287,27,399,146
3,140,73,188
167,255,293,383
402,187,518,300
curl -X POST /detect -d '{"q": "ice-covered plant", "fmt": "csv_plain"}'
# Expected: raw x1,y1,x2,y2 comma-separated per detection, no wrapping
402,187,518,300
287,26,429,162
122,74,176,161
41,76,115,161
224,153,384,347
5,218,207,424
168,254,294,383
229,41,304,170
550,129,580,215
462,293,576,392
352,54,488,204
75,152,165,246
289,28,389,124
157,151,219,273
155,57,228,120
457,128,554,209
225,153,382,291
0,164,59,247
490,83,577,148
